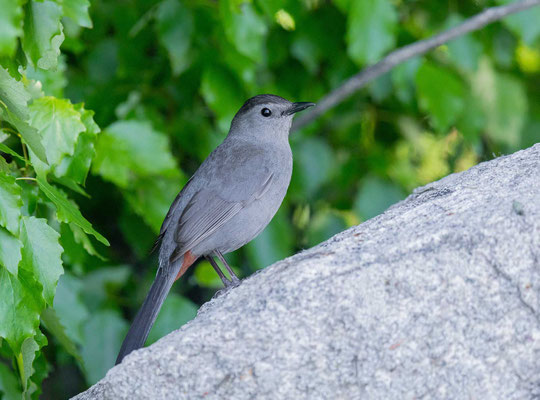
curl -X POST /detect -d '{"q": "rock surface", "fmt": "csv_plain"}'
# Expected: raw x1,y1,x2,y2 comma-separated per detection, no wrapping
74,144,540,400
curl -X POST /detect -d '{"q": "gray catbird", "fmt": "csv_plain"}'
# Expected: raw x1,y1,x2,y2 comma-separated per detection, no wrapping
116,94,315,364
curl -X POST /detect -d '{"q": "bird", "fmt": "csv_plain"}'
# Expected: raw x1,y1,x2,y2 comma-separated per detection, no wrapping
115,94,315,364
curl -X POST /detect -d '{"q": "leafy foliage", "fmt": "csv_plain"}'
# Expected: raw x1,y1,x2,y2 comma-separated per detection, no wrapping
0,0,538,398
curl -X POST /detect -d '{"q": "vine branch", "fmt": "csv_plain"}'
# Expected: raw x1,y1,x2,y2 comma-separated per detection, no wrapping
292,0,540,131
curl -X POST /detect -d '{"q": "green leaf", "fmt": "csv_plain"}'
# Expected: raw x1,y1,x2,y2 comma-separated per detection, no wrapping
354,176,405,220
155,0,194,75
496,0,540,45
22,0,65,70
0,227,22,276
35,174,110,245
0,0,23,58
147,293,197,344
41,307,82,362
55,103,100,184
200,65,245,132
25,55,67,98
61,0,93,29
0,363,22,400
193,260,226,288
0,143,25,162
306,209,348,247
80,266,130,311
0,108,48,164
0,171,22,235
80,310,128,385
92,120,178,188
220,0,267,62
416,62,465,131
391,57,421,105
125,176,183,233
291,137,336,200
68,223,105,259
53,273,89,345
20,216,63,305
28,96,86,168
445,15,482,71
0,266,45,353
0,66,32,121
472,58,528,148
346,0,397,65
25,349,49,400
19,336,39,391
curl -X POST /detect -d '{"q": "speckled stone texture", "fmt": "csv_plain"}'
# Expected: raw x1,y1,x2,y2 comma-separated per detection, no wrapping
74,144,540,400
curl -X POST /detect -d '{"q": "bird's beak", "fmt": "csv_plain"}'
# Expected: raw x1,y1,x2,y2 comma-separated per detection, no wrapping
285,102,316,116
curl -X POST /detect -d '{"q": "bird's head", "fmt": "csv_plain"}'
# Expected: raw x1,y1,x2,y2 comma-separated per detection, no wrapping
229,94,315,141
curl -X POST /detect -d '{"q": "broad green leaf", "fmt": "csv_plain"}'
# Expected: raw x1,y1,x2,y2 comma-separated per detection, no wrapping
55,104,100,184
20,216,63,305
194,260,226,288
53,274,88,345
25,55,67,98
472,59,528,148
200,65,245,132
0,108,48,163
52,176,90,197
156,0,194,75
391,57,421,105
0,0,23,57
220,0,267,62
119,207,156,258
80,310,128,385
306,209,348,247
497,0,540,45
125,176,183,233
147,293,197,344
92,120,178,188
41,307,82,361
0,171,22,235
0,266,45,353
68,223,104,259
0,143,25,162
0,227,22,276
0,66,31,121
19,336,39,391
416,62,465,131
256,0,287,16
36,174,110,245
23,342,48,400
0,363,21,400
445,15,482,71
290,137,336,200
28,96,86,168
61,0,93,28
22,0,65,70
354,176,405,220
80,266,130,311
346,0,397,65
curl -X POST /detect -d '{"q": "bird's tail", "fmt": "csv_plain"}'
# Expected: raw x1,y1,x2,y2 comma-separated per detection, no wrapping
115,268,176,365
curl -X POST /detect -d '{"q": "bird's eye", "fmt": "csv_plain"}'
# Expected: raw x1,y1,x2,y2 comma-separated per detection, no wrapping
261,108,272,117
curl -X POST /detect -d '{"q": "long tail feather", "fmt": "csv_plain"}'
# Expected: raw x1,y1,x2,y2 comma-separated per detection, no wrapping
115,268,176,365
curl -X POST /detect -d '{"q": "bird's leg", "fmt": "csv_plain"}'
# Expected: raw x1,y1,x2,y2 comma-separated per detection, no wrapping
205,256,232,287
215,250,241,285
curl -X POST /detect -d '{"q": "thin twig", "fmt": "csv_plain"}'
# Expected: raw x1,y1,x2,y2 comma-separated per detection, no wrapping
292,0,540,131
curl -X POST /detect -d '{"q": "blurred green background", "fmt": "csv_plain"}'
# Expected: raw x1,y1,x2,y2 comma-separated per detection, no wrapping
0,0,539,398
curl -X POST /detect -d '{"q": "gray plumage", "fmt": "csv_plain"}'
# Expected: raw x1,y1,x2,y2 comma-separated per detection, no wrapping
116,94,314,364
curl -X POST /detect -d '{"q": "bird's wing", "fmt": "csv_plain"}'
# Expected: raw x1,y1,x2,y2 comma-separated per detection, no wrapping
151,176,194,253
170,172,274,262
